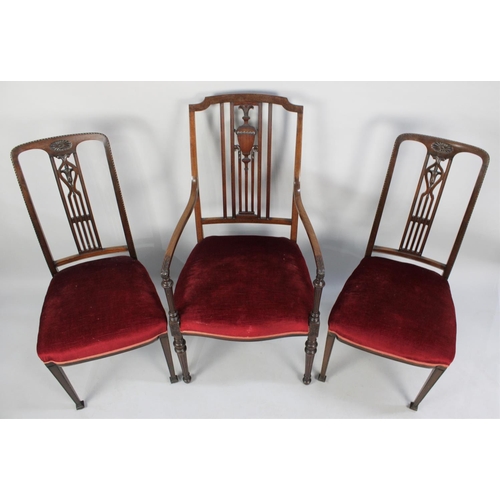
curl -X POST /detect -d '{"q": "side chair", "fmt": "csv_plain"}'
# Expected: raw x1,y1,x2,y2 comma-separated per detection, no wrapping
11,133,178,409
318,133,489,410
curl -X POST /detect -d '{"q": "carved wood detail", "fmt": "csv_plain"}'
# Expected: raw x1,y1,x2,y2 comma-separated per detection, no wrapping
234,104,259,216
399,145,453,255
50,150,102,254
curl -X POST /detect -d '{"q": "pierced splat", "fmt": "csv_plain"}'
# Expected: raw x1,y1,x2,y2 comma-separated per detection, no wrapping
49,140,102,254
399,142,454,255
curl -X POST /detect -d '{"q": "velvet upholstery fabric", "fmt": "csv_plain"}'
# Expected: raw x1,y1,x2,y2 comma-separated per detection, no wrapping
174,235,314,339
37,256,168,364
328,256,456,367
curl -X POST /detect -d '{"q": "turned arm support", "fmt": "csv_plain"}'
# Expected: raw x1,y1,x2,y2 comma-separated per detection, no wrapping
293,180,325,315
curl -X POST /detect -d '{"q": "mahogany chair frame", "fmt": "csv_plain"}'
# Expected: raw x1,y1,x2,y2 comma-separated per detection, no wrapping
11,133,178,409
318,133,489,410
161,94,325,384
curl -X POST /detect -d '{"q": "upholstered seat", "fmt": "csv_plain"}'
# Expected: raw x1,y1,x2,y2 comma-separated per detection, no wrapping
328,257,456,367
38,256,169,364
174,236,313,340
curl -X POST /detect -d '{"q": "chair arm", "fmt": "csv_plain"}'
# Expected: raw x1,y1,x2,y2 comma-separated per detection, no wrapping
293,180,325,282
160,177,199,281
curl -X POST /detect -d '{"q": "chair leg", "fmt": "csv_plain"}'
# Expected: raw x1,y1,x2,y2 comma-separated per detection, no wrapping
46,363,85,410
159,333,179,383
169,317,191,383
169,311,191,383
303,334,318,385
173,333,191,383
318,331,336,382
303,274,325,385
409,366,446,411
162,277,191,383
303,310,320,384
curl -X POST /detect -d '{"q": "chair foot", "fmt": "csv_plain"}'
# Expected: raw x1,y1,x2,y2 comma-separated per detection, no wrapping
318,332,336,384
170,375,179,384
409,366,446,411
183,374,192,383
302,375,312,385
46,363,85,410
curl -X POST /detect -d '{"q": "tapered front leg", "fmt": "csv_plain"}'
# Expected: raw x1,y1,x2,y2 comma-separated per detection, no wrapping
46,363,85,410
409,366,446,411
318,331,336,382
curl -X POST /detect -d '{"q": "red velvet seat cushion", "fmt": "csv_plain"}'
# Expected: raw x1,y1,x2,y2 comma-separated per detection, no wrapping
174,235,314,339
37,256,168,364
328,256,456,367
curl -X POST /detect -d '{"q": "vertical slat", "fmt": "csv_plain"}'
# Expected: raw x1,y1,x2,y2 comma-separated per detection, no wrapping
219,103,227,219
250,151,255,213
256,104,262,217
244,148,248,213
238,147,243,213
266,103,273,219
230,103,236,218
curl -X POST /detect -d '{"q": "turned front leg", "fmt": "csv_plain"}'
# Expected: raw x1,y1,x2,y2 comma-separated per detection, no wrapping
303,274,324,384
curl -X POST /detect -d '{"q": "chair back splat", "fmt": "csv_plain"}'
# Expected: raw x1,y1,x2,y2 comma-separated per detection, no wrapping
161,94,325,384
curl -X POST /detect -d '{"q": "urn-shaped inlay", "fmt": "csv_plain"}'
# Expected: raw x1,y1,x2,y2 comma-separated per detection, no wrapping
235,105,256,162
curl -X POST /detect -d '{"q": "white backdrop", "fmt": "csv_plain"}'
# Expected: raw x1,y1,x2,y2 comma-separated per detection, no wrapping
1,81,498,420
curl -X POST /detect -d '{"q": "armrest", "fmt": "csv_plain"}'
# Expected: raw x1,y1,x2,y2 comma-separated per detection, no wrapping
293,180,325,282
160,177,199,281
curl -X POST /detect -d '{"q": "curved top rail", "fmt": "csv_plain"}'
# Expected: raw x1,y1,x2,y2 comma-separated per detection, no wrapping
396,133,490,165
189,93,303,113
11,132,109,158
